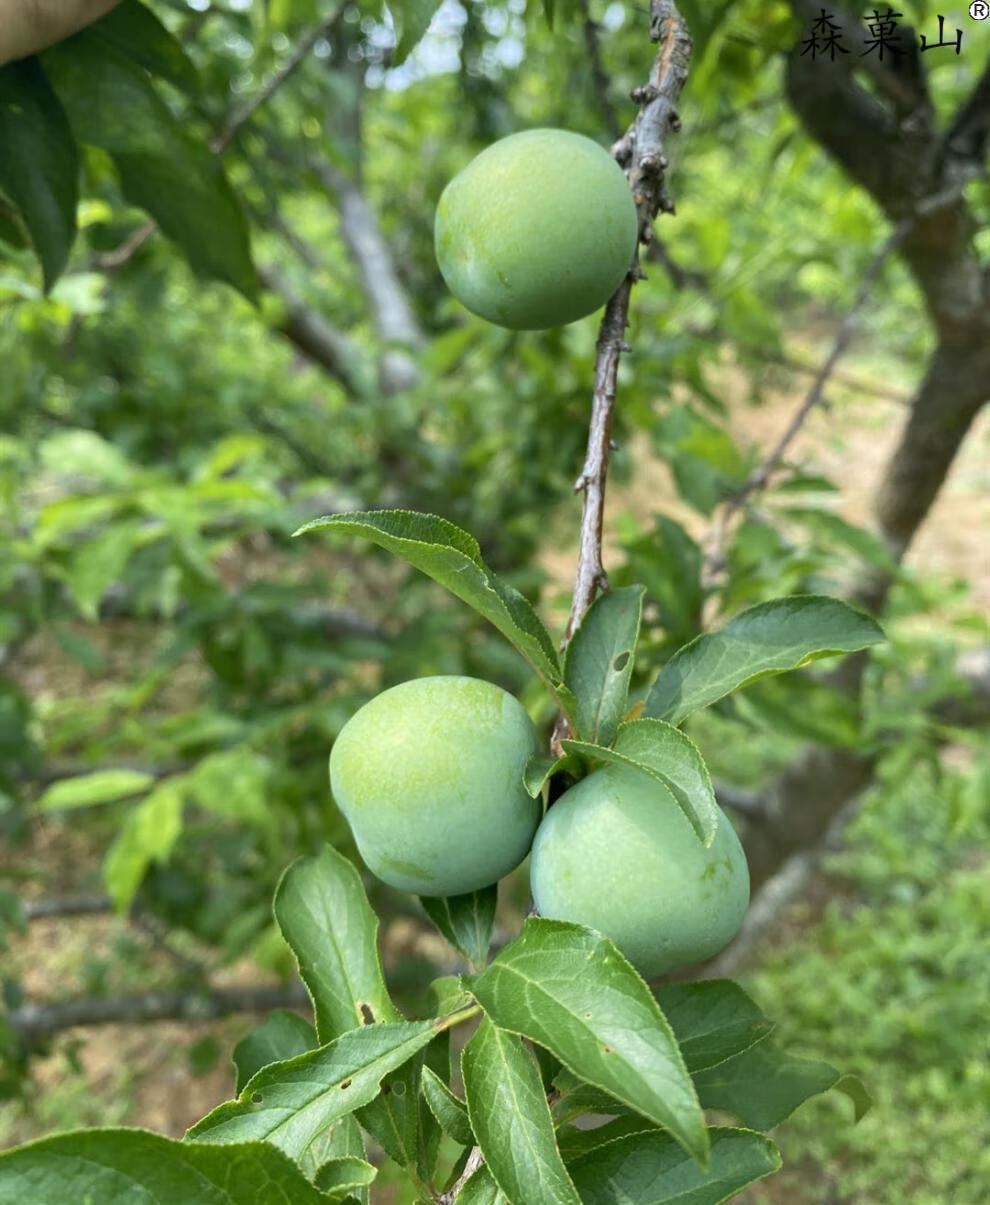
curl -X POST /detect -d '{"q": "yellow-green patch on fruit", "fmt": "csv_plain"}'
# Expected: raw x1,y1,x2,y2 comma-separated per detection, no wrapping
530,764,749,976
329,675,539,896
434,128,638,330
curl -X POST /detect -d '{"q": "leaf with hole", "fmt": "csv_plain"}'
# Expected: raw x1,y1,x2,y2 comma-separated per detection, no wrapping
186,1020,443,1157
564,585,644,746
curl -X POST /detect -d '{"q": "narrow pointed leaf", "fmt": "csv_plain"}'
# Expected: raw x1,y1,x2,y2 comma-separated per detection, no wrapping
468,919,708,1165
458,1164,510,1205
645,596,884,726
566,1126,781,1204
0,58,78,289
293,511,563,690
523,751,575,798
564,586,644,746
232,1009,316,1093
274,845,400,1041
556,1116,656,1162
563,717,719,844
421,1065,473,1145
92,0,200,92
392,0,440,65
462,1017,580,1205
693,1040,870,1130
655,980,773,1073
0,1130,330,1203
186,1020,439,1157
420,885,497,969
38,768,154,811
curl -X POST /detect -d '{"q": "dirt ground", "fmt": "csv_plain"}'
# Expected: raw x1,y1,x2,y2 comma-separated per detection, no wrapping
3,342,988,1170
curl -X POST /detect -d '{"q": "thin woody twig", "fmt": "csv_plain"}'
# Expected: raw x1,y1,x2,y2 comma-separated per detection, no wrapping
92,5,347,273
701,184,966,597
562,0,692,651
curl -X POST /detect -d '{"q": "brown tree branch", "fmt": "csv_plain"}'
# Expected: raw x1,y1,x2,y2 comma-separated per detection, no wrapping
6,981,309,1047
565,1,692,645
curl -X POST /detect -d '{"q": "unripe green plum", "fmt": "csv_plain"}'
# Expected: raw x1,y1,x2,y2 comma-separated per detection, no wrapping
530,764,749,976
434,128,638,330
329,675,539,897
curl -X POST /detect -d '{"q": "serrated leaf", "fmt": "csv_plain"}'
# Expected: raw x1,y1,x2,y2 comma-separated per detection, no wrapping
38,768,154,811
556,1115,656,1162
523,752,578,798
392,0,440,65
102,783,184,911
564,586,643,746
693,1040,870,1130
462,1017,580,1205
420,885,496,969
0,1130,330,1203
562,717,719,845
232,1009,316,1094
301,1114,366,1193
566,1125,781,1204
458,1164,510,1205
645,595,884,726
274,845,401,1041
313,1154,377,1194
0,58,78,289
92,0,200,92
293,511,565,695
421,1064,473,1145
468,918,708,1165
186,1020,441,1156
654,981,773,1073
42,31,254,298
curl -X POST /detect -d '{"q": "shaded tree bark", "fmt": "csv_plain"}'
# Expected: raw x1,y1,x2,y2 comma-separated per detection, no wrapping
733,8,990,892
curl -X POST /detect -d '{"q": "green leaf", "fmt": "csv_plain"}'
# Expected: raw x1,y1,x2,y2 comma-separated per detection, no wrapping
274,845,401,1041
563,717,719,844
645,595,885,726
392,0,440,65
523,752,578,798
91,0,200,92
0,58,78,289
654,980,773,1073
42,31,254,298
38,768,154,811
313,1154,377,1195
468,918,708,1165
458,1164,510,1205
420,1064,473,1146
0,1130,330,1203
692,1040,870,1130
232,1009,316,1094
420,884,496,969
462,1017,580,1204
293,511,564,694
566,1126,781,1204
102,783,184,911
555,1115,656,1162
301,1115,366,1192
64,521,142,621
186,1020,441,1156
564,586,643,746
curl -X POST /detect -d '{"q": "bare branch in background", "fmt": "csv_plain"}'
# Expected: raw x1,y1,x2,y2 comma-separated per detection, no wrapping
7,981,309,1047
564,0,693,649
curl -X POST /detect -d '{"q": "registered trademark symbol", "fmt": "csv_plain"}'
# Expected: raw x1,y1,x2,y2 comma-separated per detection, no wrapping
970,1,989,22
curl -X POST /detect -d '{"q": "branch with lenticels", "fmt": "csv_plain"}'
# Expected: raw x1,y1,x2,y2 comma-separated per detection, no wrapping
553,0,692,754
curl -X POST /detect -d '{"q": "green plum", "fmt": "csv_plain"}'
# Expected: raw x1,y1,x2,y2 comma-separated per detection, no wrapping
434,128,639,330
530,764,749,976
329,675,539,897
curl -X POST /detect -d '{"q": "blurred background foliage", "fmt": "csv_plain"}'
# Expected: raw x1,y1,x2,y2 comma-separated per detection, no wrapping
0,0,987,1201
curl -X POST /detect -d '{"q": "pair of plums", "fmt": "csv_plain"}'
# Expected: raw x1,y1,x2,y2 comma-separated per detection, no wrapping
330,676,749,977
